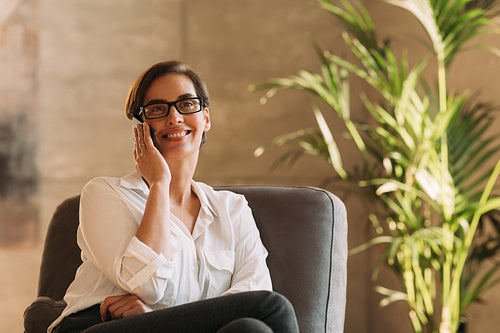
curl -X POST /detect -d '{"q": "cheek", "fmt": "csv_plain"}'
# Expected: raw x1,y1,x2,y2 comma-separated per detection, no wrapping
193,114,210,132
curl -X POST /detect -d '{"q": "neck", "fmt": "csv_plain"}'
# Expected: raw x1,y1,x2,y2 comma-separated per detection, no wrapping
166,153,198,205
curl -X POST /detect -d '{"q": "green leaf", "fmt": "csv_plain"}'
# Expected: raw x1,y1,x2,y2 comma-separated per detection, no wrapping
461,265,500,310
376,286,408,307
313,105,348,178
317,0,379,50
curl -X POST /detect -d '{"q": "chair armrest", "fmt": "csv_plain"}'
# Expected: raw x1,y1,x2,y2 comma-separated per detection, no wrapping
24,296,66,333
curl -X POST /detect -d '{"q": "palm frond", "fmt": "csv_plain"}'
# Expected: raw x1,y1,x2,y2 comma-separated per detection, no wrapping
448,98,500,205
386,0,494,65
318,0,380,51
251,1,500,330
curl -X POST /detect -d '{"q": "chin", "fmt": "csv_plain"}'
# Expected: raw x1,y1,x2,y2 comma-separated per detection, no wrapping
160,146,200,161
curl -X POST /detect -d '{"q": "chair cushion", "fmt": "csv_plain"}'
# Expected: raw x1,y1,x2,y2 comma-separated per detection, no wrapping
216,185,347,332
27,186,347,333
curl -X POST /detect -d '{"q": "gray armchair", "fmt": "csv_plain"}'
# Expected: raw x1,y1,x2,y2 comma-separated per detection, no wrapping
24,185,347,332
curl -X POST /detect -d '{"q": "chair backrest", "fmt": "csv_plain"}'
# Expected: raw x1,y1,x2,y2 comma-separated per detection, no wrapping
31,185,348,333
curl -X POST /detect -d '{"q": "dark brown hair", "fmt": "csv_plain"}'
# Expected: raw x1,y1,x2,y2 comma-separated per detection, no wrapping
125,60,210,120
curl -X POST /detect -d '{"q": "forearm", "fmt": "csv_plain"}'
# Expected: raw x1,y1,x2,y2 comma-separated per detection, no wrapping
136,180,172,257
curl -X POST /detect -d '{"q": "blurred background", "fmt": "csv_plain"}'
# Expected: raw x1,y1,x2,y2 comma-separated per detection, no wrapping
1,0,500,331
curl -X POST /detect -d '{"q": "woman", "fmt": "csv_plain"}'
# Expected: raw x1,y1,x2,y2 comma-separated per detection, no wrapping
48,61,299,333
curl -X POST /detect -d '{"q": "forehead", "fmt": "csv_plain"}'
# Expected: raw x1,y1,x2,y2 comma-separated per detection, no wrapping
143,74,196,102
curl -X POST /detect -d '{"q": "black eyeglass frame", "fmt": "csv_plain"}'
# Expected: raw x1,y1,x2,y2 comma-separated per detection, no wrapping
138,97,203,119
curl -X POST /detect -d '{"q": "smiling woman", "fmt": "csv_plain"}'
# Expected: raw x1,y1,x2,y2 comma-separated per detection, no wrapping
126,62,211,148
136,73,210,162
48,61,299,333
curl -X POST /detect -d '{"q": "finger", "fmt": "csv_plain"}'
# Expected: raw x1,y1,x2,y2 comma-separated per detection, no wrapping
108,295,140,319
119,297,151,318
136,123,149,152
122,304,151,318
101,295,128,321
138,123,145,144
112,301,136,319
136,125,149,153
104,295,128,320
134,126,139,147
133,126,140,158
100,297,112,321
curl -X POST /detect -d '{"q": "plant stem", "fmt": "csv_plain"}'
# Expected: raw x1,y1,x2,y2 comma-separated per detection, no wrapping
448,157,500,331
436,37,455,333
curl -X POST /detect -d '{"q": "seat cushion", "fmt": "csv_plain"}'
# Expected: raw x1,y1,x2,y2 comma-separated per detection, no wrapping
27,186,347,333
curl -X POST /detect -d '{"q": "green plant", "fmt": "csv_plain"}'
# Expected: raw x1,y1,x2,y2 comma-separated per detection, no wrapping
251,0,500,332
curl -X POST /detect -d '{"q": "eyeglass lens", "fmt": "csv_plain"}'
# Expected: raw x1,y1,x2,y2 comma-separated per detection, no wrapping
143,98,201,119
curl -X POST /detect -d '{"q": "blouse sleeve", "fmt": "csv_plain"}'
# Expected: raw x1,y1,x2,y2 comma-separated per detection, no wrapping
78,178,178,304
225,198,273,294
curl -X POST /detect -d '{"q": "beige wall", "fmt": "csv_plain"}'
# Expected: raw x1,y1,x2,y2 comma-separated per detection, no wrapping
2,0,500,332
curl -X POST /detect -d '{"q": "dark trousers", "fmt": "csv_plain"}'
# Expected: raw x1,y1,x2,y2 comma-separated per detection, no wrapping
54,291,299,333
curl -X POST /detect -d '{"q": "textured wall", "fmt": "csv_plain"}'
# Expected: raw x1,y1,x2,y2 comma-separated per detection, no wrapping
0,1,40,331
2,0,500,332
38,0,187,235
0,0,38,246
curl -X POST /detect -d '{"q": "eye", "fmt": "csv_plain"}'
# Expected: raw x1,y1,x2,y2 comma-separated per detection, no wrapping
148,104,168,113
180,100,194,108
177,98,201,112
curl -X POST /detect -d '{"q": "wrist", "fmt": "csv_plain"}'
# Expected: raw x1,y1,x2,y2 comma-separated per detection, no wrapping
149,180,171,197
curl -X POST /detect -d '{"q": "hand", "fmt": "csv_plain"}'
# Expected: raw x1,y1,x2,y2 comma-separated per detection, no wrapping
133,122,171,186
100,294,152,321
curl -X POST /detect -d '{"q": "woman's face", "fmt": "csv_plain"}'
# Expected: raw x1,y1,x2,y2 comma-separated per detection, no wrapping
142,73,211,160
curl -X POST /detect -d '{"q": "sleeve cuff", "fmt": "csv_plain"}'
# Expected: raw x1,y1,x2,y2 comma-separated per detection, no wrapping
123,236,175,290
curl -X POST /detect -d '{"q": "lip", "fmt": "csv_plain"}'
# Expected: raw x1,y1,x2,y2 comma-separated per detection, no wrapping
160,128,191,140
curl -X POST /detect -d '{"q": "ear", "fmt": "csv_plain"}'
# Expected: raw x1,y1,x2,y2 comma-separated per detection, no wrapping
203,107,211,132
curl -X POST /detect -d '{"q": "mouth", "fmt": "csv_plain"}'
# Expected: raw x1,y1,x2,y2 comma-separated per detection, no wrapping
163,130,190,139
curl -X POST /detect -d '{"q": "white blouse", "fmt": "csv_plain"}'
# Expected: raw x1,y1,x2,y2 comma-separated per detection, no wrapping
48,171,272,332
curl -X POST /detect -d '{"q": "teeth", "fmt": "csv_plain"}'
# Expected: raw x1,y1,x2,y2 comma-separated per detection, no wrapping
166,131,187,138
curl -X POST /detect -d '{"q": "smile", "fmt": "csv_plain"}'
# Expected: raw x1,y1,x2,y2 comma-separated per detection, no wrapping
164,130,189,138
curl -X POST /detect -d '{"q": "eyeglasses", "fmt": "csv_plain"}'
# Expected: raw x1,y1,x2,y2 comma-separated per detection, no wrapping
139,97,203,119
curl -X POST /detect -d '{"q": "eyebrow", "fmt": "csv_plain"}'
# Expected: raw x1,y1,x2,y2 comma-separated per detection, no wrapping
143,94,197,106
178,93,197,99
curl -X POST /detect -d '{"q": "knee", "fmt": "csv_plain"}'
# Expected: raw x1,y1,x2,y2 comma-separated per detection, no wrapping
261,291,295,314
254,291,299,333
217,317,273,333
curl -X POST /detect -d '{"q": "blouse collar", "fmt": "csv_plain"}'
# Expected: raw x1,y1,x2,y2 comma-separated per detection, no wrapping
120,171,217,219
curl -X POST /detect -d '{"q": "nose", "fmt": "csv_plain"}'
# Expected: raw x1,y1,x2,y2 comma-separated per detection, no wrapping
164,106,184,125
